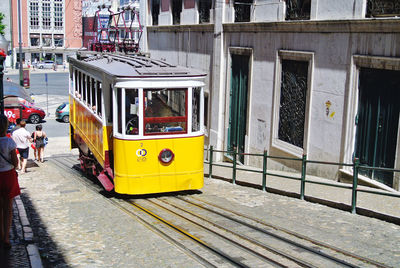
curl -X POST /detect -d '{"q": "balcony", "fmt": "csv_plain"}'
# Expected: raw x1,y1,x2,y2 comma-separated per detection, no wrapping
366,0,400,17
285,0,311,20
234,0,253,22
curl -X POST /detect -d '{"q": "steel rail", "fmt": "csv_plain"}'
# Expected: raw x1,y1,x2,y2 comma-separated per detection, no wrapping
152,199,316,268
51,156,391,268
49,157,217,268
52,157,284,267
160,198,357,268
183,196,391,268
129,200,252,268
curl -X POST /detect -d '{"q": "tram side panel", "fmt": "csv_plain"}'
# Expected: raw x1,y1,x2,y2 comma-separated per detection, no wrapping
113,136,204,195
70,97,110,168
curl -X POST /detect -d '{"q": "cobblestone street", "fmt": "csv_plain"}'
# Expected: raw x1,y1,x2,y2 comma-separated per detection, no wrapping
18,157,204,267
14,146,400,267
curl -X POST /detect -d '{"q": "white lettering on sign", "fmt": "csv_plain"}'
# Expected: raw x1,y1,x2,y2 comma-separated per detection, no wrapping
4,110,16,119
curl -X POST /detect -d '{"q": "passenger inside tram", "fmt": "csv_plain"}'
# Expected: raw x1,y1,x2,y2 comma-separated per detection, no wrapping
125,89,139,135
144,89,187,134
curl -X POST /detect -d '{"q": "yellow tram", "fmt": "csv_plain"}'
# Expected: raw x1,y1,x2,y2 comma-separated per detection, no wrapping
68,51,206,195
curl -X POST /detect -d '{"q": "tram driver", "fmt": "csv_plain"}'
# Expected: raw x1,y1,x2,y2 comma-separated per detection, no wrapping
125,89,139,135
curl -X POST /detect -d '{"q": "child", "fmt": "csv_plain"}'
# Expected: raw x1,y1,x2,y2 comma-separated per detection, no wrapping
0,115,20,249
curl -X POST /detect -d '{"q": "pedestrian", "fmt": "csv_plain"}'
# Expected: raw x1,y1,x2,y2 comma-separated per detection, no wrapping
31,132,37,161
10,118,22,170
11,120,32,174
6,77,11,82
10,118,21,134
32,124,46,163
0,115,20,250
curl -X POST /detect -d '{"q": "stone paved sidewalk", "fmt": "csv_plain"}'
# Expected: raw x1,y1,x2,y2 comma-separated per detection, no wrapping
7,135,400,267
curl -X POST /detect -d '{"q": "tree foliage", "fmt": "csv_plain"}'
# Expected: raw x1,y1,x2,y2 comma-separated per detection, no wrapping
0,13,5,35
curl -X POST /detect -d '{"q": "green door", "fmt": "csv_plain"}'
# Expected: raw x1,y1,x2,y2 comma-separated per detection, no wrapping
228,54,249,164
355,68,400,187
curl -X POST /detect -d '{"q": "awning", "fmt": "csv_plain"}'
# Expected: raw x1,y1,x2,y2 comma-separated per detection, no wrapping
3,81,33,103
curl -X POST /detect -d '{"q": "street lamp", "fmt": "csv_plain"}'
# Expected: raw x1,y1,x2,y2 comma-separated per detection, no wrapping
0,34,10,115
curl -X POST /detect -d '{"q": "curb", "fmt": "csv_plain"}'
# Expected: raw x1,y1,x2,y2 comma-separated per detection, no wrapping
4,69,69,76
15,195,43,268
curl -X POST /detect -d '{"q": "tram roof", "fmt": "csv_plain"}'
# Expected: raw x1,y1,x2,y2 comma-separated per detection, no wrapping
70,51,207,79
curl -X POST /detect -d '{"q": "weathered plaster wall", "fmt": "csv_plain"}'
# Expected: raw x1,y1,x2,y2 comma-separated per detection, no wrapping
146,18,400,185
181,8,198,24
253,0,285,22
222,28,400,178
147,27,213,91
315,0,366,20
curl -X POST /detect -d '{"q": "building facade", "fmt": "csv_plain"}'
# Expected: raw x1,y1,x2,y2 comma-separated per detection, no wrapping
0,1,13,68
11,0,82,67
144,0,400,191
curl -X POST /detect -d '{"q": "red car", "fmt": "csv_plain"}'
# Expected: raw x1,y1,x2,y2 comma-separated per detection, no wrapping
5,98,46,124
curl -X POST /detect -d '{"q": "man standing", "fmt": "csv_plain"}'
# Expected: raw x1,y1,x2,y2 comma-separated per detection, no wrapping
10,118,21,134
11,121,32,174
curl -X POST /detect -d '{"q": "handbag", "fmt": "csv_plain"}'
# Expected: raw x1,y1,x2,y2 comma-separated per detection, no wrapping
44,137,48,145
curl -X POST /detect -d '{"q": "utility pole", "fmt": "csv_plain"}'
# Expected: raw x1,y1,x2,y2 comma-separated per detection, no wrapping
17,0,23,86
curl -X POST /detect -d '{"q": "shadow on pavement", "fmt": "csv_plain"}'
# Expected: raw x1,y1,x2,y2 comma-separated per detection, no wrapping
19,191,68,267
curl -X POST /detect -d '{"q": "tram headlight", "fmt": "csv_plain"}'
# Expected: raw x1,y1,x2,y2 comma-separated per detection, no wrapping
159,149,174,164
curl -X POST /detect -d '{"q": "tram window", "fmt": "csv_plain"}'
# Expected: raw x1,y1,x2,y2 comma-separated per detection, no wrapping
192,87,201,132
97,82,102,117
77,72,82,99
109,86,113,124
86,75,90,105
74,70,78,96
204,93,209,128
144,88,187,135
91,78,96,112
117,88,122,134
83,75,87,103
125,89,139,135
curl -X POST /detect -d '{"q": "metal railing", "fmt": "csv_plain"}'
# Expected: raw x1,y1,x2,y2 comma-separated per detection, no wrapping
204,146,400,215
366,0,400,17
285,0,311,20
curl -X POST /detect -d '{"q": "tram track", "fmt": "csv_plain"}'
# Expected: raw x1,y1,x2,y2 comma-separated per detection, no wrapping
49,156,392,268
178,196,391,268
50,156,250,267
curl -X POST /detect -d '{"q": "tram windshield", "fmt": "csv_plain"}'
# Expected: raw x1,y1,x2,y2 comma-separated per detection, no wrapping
125,89,139,135
144,88,187,135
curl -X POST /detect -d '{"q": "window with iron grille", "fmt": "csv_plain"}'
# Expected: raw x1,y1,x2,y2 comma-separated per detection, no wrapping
30,35,40,46
199,0,212,23
29,1,39,30
278,60,309,148
54,37,63,47
234,0,253,22
152,0,160,25
54,2,63,30
366,0,400,17
42,1,51,29
285,0,311,20
42,35,52,47
172,0,182,25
